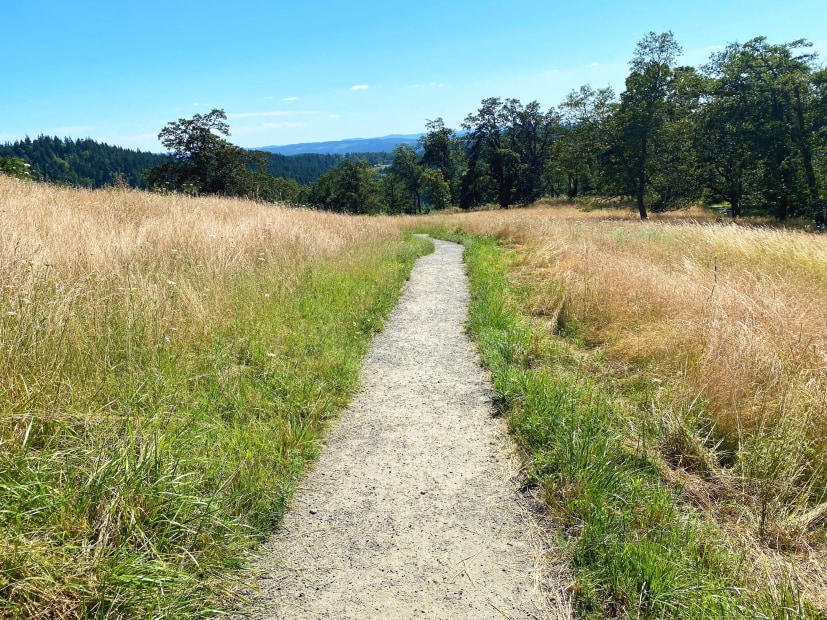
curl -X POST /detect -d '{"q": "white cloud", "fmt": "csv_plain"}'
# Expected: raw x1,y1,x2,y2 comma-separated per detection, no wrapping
589,62,600,67
229,110,313,119
233,121,309,133
414,82,445,88
328,114,340,119
283,96,299,101
49,125,94,136
351,84,369,91
193,102,200,107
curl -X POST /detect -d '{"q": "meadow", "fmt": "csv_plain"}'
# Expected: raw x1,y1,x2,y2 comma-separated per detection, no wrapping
0,176,430,618
412,202,827,617
3,175,827,618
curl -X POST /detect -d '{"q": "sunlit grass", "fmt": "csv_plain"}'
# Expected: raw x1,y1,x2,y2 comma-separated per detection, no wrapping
0,176,431,618
409,203,827,615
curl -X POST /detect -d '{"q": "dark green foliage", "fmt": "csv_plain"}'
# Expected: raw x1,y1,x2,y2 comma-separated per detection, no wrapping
387,144,424,213
699,38,823,220
266,152,390,185
418,118,466,205
0,156,31,180
548,86,616,199
306,159,384,213
146,109,266,197
460,98,559,209
0,136,165,188
549,32,826,224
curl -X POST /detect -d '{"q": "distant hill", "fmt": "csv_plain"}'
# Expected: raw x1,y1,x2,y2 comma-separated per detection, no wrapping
256,134,422,156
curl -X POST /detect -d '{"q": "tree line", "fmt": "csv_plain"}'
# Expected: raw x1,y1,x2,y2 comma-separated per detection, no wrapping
297,32,827,222
0,135,384,190
4,32,824,223
0,136,166,188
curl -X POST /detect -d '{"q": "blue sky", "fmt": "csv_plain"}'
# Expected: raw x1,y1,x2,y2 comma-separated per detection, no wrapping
2,0,825,152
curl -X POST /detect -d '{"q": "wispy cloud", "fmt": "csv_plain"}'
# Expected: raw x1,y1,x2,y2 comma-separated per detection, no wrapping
49,125,94,136
229,110,314,119
413,82,445,88
588,62,600,67
233,122,309,134
283,96,299,101
100,132,159,145
350,84,369,91
328,114,340,119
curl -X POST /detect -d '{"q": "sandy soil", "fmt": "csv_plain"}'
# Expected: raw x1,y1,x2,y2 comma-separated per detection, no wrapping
240,238,572,619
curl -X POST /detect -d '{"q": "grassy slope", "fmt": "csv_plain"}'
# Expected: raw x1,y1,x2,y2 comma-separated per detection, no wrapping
431,230,820,619
0,178,433,618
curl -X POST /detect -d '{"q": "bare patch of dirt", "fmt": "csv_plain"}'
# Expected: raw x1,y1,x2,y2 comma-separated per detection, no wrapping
240,239,572,619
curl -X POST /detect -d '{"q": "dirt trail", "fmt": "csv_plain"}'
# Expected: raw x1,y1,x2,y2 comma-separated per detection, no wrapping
242,239,571,619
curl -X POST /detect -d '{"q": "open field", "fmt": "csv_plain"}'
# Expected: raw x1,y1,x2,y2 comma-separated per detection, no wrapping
0,176,430,618
411,203,827,617
3,178,827,619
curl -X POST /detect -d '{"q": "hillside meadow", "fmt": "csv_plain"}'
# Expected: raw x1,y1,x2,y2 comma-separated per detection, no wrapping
0,176,430,618
3,175,827,618
411,202,827,617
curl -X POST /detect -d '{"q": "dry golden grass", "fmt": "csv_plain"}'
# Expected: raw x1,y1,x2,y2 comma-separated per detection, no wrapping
413,202,827,440
0,175,401,276
411,202,827,611
0,176,423,617
0,177,406,405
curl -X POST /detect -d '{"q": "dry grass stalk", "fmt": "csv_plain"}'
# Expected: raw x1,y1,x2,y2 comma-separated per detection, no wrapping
411,202,827,611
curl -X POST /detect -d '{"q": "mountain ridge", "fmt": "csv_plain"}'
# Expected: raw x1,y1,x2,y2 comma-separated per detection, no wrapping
254,134,422,156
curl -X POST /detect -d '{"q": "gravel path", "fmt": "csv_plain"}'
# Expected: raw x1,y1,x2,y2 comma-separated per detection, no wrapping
242,238,571,619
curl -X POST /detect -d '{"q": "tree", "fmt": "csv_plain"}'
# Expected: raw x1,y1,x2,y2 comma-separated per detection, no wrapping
610,31,683,219
388,144,424,213
420,168,451,211
550,85,617,200
307,159,383,214
418,118,465,205
503,99,559,204
461,97,556,209
0,156,31,180
146,109,263,196
701,38,821,220
381,169,411,214
461,97,514,209
645,65,705,211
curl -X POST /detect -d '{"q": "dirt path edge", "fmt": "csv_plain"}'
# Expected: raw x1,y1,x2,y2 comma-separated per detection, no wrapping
239,238,573,619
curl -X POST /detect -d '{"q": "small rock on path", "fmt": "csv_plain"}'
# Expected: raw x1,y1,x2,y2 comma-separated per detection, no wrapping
242,238,571,619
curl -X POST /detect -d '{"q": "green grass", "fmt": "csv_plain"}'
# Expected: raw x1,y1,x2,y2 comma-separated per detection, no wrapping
457,234,818,619
0,234,433,619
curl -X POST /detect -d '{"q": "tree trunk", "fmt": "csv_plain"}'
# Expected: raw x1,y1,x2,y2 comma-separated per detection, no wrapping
636,173,648,219
792,86,820,212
